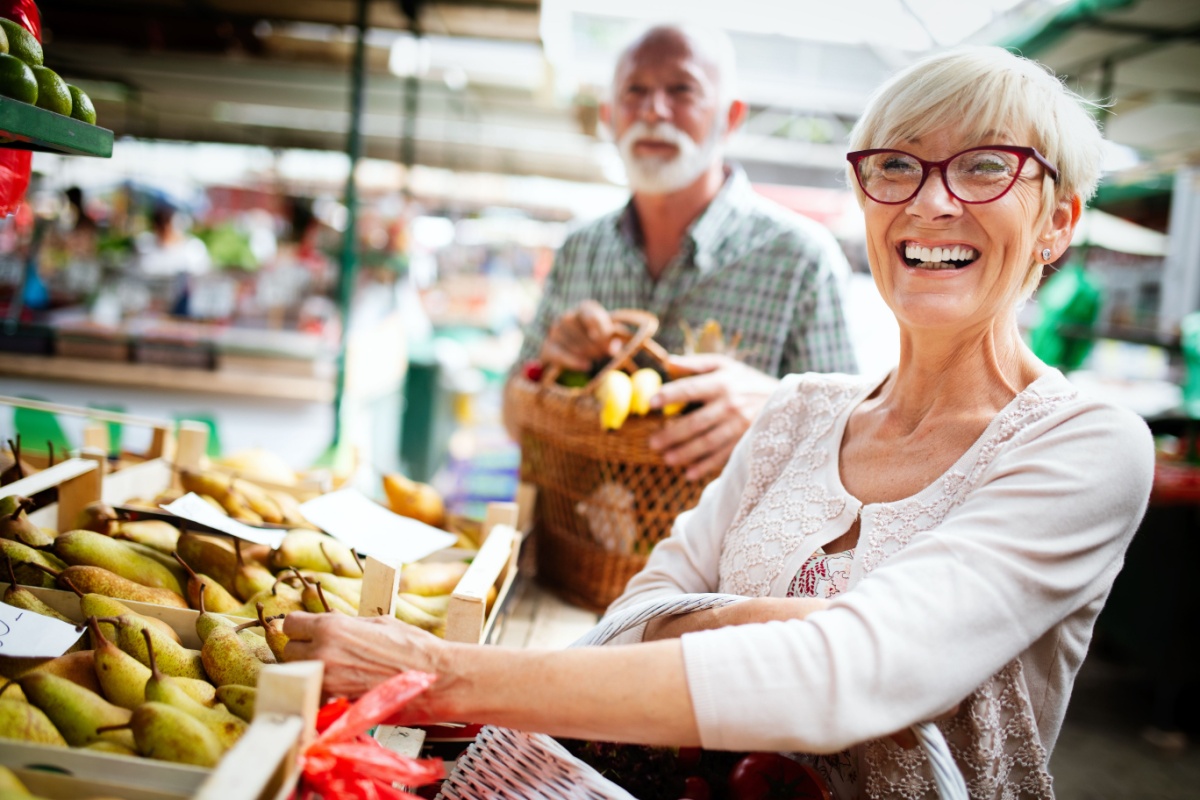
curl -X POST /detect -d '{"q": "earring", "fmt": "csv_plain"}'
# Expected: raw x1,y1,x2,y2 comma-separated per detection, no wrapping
1042,248,1052,262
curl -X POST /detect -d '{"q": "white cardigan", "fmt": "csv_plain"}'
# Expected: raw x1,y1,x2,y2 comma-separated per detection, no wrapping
604,370,1154,798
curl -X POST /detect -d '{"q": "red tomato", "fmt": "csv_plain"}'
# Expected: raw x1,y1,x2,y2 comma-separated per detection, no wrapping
679,774,712,800
522,360,545,381
727,753,831,800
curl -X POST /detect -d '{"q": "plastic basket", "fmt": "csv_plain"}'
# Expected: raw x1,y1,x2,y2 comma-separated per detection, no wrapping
437,594,968,800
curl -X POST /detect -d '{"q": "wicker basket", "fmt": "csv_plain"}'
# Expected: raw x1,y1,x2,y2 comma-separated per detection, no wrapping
436,594,969,800
506,310,715,613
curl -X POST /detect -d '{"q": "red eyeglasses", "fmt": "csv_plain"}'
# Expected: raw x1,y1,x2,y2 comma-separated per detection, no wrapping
846,145,1059,205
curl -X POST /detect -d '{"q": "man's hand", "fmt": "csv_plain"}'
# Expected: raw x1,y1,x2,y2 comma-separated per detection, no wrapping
540,300,619,372
649,354,779,480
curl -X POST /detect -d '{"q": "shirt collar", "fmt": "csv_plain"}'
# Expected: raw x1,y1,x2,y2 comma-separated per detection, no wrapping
614,163,754,276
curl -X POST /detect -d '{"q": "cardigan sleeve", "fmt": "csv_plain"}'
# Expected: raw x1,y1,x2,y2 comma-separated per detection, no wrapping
600,376,807,643
681,399,1154,753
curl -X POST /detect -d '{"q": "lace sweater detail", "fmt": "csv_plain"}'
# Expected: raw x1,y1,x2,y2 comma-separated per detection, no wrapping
716,374,1074,799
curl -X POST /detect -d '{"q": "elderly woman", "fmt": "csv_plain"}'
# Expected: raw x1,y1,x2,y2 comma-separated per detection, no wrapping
284,46,1153,797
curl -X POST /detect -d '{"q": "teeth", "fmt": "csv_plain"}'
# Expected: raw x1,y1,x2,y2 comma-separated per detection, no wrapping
904,242,978,265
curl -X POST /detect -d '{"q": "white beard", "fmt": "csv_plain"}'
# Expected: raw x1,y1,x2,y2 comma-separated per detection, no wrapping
616,120,724,195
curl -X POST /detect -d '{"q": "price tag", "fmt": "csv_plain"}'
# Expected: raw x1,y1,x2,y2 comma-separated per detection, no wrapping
0,601,85,658
162,493,287,548
299,489,456,566
373,724,426,758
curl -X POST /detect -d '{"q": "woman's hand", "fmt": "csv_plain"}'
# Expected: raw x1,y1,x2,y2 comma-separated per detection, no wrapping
643,597,827,641
649,354,780,480
282,611,449,709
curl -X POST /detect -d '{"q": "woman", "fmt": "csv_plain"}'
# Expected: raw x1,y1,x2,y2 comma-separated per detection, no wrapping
284,46,1153,797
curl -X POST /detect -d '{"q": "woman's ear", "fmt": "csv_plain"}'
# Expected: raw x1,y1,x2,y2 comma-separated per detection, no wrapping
1040,194,1082,262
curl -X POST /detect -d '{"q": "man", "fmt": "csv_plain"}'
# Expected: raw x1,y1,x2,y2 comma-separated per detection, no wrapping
508,24,857,479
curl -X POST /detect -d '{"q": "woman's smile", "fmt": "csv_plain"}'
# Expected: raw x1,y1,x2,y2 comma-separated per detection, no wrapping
898,240,981,271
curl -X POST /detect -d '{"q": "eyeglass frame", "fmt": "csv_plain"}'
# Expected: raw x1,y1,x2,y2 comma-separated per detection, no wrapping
845,145,1060,205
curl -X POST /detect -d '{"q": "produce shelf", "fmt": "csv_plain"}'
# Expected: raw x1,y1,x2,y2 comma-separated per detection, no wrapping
0,97,112,157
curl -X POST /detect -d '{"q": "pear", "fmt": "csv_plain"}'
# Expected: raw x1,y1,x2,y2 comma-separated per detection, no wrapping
235,579,304,619
398,560,469,596
87,617,216,710
142,629,245,749
232,540,275,602
0,496,53,548
257,603,289,663
0,540,66,588
54,531,184,596
179,469,260,523
75,500,118,534
296,570,361,609
118,540,188,588
230,618,276,664
173,551,242,613
0,437,34,486
231,478,283,524
195,585,270,665
0,681,25,703
110,519,179,553
18,672,135,749
0,765,36,793
269,530,357,575
3,556,75,624
319,540,364,579
214,684,255,723
176,532,240,595
27,651,102,695
393,593,446,636
291,568,353,615
200,623,264,688
124,701,225,766
64,577,182,644
0,688,67,747
398,592,451,618
104,615,208,683
45,565,188,609
83,739,138,756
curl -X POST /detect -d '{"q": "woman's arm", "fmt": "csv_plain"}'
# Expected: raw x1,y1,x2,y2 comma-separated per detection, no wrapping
643,596,827,640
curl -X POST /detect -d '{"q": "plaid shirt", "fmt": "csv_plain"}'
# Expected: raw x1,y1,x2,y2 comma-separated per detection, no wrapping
518,166,859,378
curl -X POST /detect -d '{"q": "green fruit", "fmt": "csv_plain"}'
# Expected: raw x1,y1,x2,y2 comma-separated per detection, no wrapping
557,369,590,388
0,22,8,56
0,53,35,104
0,19,40,67
30,65,70,116
67,85,95,124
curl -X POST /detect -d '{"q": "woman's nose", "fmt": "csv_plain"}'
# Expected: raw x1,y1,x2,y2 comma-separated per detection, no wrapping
906,168,962,219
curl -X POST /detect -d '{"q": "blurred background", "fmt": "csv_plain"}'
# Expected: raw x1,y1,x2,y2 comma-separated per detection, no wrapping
0,2,1198,794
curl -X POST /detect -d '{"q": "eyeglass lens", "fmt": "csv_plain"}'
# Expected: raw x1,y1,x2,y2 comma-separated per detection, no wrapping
856,150,1027,203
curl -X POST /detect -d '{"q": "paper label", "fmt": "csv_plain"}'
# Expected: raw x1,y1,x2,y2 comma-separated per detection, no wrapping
0,601,85,658
299,489,456,566
162,493,287,548
373,724,426,758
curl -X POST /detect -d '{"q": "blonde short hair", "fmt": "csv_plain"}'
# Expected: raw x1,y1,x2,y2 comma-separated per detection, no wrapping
848,46,1104,293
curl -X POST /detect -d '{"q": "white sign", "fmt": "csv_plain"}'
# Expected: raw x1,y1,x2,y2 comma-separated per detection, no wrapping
299,489,456,566
0,601,85,658
162,493,287,548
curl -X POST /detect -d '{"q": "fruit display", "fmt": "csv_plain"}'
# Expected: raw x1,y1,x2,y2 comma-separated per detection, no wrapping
0,16,96,125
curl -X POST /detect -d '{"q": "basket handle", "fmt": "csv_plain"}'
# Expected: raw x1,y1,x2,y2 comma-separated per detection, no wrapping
540,308,660,393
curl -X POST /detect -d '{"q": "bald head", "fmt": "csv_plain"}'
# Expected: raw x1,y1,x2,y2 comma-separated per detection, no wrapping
613,24,738,112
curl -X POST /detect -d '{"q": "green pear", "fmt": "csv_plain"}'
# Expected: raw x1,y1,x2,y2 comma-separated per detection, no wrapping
84,739,138,756
393,593,446,636
257,603,289,663
87,618,215,710
214,684,255,723
26,651,101,695
0,682,66,747
232,539,275,602
127,701,225,766
51,565,188,608
176,532,240,595
54,531,184,595
195,586,271,665
142,629,245,749
174,551,242,613
65,578,183,644
110,519,179,553
200,625,263,687
0,540,65,588
234,579,304,619
291,568,353,615
18,672,135,749
3,556,75,623
399,592,451,618
297,570,361,608
269,530,357,575
106,615,207,682
0,496,53,548
75,500,118,534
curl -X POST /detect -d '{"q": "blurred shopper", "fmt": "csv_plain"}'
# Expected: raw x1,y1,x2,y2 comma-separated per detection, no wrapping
136,202,211,315
505,25,858,480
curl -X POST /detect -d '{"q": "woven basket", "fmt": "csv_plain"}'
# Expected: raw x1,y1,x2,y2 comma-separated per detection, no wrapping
506,310,716,613
436,594,969,800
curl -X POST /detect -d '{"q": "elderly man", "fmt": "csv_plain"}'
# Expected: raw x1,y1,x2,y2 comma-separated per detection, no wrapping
509,24,857,479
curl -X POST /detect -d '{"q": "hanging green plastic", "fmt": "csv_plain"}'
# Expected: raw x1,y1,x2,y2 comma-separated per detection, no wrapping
1029,262,1103,371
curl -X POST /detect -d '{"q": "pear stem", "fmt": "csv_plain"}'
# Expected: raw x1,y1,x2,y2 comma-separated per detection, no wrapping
7,437,23,480
234,618,262,633
198,582,208,615
172,551,199,582
315,582,332,613
86,615,111,648
26,561,60,581
289,567,312,589
350,548,365,575
319,542,338,572
0,680,16,698
141,627,164,680
61,575,84,598
4,554,17,588
255,601,268,627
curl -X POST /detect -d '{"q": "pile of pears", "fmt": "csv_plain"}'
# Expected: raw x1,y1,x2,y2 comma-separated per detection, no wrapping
0,489,486,768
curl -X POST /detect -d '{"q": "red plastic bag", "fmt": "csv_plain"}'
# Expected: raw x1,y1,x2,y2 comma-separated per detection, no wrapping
0,1,40,218
296,672,445,800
